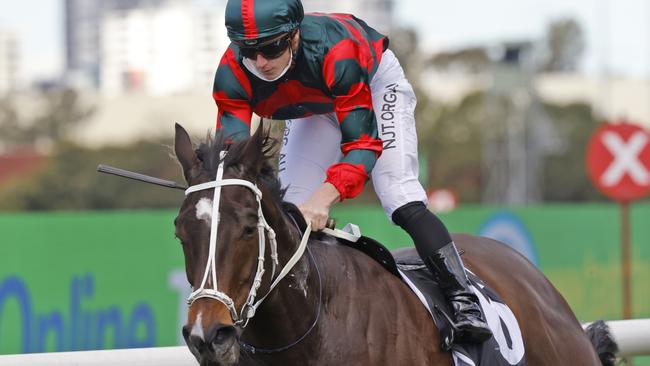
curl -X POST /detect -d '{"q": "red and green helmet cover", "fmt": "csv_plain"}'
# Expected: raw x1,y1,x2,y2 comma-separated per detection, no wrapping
225,0,304,45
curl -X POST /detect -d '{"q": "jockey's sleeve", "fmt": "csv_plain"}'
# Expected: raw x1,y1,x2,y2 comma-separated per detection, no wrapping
213,47,253,141
322,40,383,201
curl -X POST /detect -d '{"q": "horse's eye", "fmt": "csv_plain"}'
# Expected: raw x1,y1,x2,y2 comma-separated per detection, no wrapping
243,225,257,238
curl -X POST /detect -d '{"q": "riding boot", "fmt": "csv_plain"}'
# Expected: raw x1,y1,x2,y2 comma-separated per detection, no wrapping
392,202,492,344
424,242,492,343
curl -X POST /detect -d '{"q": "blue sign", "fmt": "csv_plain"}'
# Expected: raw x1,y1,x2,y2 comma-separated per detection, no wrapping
479,212,538,266
0,275,156,353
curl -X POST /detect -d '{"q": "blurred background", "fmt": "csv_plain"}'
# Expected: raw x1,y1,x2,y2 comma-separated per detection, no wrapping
0,0,648,363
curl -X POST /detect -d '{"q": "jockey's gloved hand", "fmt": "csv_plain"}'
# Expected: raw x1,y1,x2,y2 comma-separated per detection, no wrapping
298,182,340,231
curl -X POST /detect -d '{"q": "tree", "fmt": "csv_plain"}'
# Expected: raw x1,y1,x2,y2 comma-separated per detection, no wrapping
0,138,185,210
32,89,96,143
388,27,421,80
542,18,585,72
541,102,604,201
0,89,94,151
423,92,488,202
0,97,25,149
428,47,491,74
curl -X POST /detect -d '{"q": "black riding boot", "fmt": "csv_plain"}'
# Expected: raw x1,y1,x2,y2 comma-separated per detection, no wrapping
424,242,492,343
392,201,492,344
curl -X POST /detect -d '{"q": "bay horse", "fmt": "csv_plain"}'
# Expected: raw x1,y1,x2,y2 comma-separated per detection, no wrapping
173,123,617,366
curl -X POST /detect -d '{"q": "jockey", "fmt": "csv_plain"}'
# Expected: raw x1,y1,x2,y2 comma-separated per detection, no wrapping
214,0,492,344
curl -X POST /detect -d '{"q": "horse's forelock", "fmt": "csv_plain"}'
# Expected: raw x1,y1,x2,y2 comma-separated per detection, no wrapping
195,129,285,204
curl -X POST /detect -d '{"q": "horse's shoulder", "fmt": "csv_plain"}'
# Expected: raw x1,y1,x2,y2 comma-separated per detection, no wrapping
452,233,523,260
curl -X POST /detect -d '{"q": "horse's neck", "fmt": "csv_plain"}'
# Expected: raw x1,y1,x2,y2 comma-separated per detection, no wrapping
241,218,320,349
244,229,399,349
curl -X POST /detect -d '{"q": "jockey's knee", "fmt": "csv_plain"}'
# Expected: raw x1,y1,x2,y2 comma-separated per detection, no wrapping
392,201,452,258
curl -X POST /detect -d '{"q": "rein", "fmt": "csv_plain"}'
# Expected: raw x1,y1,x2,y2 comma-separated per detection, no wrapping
239,245,323,354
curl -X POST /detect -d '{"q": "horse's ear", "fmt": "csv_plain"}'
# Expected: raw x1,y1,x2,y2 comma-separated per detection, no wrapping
174,123,200,182
240,120,266,174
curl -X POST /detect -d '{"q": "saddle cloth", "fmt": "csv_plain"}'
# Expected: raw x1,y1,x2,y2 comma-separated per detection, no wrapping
340,236,527,366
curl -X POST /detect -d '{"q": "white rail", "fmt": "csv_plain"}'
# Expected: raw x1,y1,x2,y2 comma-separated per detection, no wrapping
0,319,648,365
0,346,196,366
584,318,650,357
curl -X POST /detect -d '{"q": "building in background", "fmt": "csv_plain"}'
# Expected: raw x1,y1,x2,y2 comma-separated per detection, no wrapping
64,0,102,88
64,0,226,94
64,0,394,95
0,29,19,95
303,0,395,34
100,2,226,95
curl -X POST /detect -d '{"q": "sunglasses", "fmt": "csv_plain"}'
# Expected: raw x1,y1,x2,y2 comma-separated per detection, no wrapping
239,33,293,60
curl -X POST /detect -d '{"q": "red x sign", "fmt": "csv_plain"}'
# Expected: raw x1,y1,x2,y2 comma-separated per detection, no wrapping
586,122,650,202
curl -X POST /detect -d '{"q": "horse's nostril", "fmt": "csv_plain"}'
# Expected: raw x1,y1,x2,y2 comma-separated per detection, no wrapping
189,334,208,352
182,325,191,341
212,325,237,345
182,325,208,356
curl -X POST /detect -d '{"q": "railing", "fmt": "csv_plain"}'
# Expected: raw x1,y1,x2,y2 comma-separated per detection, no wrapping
0,319,648,365
0,346,196,365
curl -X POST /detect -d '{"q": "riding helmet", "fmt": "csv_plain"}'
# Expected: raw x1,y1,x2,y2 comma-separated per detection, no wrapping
225,0,304,46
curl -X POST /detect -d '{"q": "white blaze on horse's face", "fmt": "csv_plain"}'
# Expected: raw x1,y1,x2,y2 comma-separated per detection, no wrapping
196,198,213,225
191,312,205,341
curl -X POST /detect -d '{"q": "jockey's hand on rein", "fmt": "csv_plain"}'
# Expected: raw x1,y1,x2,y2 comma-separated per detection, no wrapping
298,182,340,231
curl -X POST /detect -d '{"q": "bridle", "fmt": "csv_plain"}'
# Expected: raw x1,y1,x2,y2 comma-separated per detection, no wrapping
184,151,312,328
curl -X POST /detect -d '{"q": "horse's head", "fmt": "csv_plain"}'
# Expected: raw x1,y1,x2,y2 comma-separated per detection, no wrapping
173,123,282,366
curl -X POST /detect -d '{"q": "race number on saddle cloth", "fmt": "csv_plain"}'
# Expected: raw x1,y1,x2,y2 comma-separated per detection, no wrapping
396,257,526,366
213,12,427,215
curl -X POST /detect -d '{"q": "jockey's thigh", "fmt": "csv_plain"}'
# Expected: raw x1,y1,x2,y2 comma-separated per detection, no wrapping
279,114,343,205
370,49,428,221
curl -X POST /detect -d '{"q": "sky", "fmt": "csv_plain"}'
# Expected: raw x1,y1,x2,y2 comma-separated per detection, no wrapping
0,0,649,83
0,0,63,82
395,0,650,77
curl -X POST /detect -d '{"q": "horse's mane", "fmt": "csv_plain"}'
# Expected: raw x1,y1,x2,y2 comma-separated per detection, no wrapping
194,129,308,230
194,129,299,217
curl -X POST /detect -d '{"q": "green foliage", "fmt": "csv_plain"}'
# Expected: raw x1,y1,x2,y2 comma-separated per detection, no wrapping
542,18,585,72
0,139,185,210
420,92,485,202
0,89,94,150
416,91,604,203
428,47,491,74
31,89,96,142
542,102,604,201
388,27,421,79
0,97,25,146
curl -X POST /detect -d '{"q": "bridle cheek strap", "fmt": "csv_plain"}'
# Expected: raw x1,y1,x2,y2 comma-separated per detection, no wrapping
184,152,309,327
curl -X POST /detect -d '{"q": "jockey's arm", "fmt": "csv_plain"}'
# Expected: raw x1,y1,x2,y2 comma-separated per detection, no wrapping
301,46,383,230
213,47,253,141
322,43,383,202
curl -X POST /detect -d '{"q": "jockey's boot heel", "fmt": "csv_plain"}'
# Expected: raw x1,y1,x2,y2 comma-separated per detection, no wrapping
424,242,492,343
